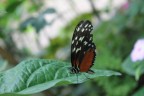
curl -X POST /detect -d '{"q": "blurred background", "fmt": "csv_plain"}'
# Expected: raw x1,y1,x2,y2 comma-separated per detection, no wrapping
0,0,144,96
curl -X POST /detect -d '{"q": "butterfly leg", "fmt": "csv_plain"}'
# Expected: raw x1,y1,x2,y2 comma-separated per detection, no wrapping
83,69,95,79
87,69,95,74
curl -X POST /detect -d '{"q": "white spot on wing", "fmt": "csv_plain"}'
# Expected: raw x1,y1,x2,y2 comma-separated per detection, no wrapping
81,28,84,32
72,40,74,44
85,24,88,27
79,24,83,27
79,36,84,41
72,48,75,52
75,36,78,40
76,47,81,53
84,41,88,45
76,41,78,45
77,27,80,31
89,25,92,27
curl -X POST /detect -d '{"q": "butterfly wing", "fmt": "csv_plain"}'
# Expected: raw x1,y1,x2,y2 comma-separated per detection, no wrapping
71,20,96,73
79,43,96,72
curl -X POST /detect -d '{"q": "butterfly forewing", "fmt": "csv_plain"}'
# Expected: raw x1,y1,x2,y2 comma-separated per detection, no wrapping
71,20,96,73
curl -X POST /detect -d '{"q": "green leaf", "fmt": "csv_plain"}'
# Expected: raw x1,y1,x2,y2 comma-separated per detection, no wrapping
135,62,144,80
122,56,136,75
0,93,30,96
0,59,8,71
122,56,144,80
41,8,56,15
0,59,121,94
133,87,144,96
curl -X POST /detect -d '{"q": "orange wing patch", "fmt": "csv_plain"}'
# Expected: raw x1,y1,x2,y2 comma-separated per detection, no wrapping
79,48,95,72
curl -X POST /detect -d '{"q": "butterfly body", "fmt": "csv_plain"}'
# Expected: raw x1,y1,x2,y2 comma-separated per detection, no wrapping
71,20,96,74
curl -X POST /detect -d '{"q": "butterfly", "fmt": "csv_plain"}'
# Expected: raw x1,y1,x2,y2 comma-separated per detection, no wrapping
70,20,96,74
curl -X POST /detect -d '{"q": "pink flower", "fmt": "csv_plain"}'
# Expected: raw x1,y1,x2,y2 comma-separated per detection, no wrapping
122,2,129,9
130,39,144,62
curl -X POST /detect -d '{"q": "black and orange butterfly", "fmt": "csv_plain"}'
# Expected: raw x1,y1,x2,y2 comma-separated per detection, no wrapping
70,20,96,74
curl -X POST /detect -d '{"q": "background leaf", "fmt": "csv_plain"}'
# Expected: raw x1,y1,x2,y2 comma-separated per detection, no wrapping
122,56,136,75
133,87,144,96
0,93,30,96
122,56,144,80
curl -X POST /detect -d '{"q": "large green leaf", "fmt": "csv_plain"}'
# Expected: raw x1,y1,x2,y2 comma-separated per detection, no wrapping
0,59,121,94
0,59,7,71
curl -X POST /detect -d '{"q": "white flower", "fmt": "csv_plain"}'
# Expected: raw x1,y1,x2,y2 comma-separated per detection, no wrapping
130,39,144,62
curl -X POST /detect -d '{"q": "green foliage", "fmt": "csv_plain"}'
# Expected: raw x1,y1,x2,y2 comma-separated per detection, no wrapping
0,59,7,71
0,0,46,35
122,56,136,75
0,93,30,96
6,0,23,13
20,8,56,32
88,0,144,95
96,76,136,96
0,59,120,95
92,23,137,95
122,56,144,80
45,37,69,58
133,87,144,96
